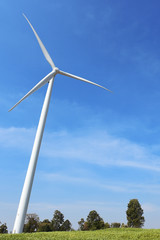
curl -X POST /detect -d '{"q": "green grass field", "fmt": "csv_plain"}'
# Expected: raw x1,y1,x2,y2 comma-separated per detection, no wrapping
0,229,160,240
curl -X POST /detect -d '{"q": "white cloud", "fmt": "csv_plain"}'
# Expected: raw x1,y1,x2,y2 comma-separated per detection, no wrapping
40,172,126,193
1,126,160,172
39,171,160,195
0,127,35,150
40,129,160,173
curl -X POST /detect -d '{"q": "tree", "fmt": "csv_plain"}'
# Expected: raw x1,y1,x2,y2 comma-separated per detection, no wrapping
0,222,8,233
78,218,85,231
51,210,64,231
83,221,89,231
61,219,72,231
86,210,104,230
126,199,145,228
23,213,39,233
38,219,52,232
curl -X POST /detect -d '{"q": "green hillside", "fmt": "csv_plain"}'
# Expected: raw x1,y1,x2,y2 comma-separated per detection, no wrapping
0,229,160,240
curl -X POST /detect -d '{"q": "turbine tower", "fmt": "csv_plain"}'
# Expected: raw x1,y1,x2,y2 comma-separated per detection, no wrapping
10,14,111,234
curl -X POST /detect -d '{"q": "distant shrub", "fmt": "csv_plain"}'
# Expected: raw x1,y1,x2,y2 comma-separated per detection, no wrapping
104,222,110,228
0,222,8,234
121,223,128,228
111,222,121,228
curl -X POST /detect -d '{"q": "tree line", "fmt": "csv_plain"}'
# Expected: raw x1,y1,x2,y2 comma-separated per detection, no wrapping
0,199,145,234
78,199,144,230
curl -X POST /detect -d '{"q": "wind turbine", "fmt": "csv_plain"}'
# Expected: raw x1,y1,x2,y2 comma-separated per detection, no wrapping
10,14,111,234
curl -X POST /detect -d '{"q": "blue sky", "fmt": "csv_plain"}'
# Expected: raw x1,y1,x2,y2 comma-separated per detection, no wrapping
1,0,160,231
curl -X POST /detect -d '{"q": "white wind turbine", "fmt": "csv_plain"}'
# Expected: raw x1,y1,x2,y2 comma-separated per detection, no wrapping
10,14,112,234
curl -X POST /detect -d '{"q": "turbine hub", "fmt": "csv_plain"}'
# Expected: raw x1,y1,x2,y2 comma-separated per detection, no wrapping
54,67,59,75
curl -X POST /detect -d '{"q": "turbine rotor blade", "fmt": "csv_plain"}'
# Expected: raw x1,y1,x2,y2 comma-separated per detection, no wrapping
23,14,55,70
58,70,112,92
9,72,54,112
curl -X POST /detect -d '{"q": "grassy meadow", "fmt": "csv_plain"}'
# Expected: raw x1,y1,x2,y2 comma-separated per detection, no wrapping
0,228,160,240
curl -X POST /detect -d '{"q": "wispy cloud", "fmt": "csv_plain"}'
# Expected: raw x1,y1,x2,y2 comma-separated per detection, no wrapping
0,127,35,150
40,171,160,195
41,129,160,173
1,126,160,172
